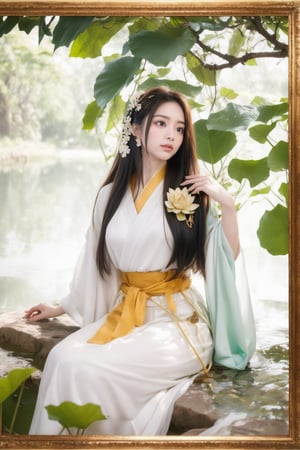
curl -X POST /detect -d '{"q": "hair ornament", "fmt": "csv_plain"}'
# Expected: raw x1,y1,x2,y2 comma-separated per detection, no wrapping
119,91,144,158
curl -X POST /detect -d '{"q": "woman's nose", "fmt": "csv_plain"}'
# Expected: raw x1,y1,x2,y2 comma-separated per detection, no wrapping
166,127,175,140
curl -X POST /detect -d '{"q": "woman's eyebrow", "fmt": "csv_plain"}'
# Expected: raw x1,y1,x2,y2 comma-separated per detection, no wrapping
153,114,185,125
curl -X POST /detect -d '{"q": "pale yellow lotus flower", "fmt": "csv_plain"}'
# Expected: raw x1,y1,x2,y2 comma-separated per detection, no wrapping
165,187,199,222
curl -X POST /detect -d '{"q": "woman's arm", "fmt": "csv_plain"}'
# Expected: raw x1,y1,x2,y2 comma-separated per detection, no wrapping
24,304,65,322
181,174,240,259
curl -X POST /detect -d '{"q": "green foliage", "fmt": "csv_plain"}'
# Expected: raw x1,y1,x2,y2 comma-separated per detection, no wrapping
186,52,217,86
52,16,94,50
129,25,196,66
195,120,236,164
0,15,289,255
268,141,288,171
140,78,202,98
94,56,141,109
70,17,128,58
249,122,276,144
257,204,288,255
82,100,104,131
228,158,270,187
45,401,107,435
207,103,259,132
0,367,36,404
0,367,37,434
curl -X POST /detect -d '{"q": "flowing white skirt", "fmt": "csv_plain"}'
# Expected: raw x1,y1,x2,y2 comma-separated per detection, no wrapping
29,290,213,436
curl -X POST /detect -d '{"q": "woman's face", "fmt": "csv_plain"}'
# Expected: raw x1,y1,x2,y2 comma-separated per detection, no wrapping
137,101,185,169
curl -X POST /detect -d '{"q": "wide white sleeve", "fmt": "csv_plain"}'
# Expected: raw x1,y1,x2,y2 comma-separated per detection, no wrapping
60,185,120,327
204,207,256,370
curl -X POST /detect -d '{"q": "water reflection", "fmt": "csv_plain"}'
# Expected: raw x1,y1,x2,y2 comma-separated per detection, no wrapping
0,151,107,312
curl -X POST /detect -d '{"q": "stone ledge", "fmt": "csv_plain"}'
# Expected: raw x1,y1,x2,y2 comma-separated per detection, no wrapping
0,311,79,370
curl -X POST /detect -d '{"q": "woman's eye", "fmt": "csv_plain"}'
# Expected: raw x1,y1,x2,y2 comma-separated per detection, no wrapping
177,127,184,134
155,120,165,127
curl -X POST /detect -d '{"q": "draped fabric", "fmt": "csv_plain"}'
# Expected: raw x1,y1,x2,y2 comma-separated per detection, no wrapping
88,270,191,344
29,174,255,436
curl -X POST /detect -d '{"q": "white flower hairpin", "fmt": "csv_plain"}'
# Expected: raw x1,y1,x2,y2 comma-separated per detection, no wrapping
119,92,143,158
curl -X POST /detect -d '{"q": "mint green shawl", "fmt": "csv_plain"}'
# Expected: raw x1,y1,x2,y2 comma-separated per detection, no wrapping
205,207,256,370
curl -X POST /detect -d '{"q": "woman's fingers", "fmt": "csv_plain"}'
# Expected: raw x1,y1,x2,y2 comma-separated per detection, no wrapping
24,304,46,321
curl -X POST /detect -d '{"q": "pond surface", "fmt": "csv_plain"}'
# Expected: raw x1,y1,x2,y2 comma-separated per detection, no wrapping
0,150,289,431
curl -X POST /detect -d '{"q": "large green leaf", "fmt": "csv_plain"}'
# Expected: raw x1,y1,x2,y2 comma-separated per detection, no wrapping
187,17,232,32
0,368,36,404
228,28,246,56
82,101,104,130
128,17,162,34
279,182,289,204
94,56,141,109
70,18,128,58
250,186,271,198
129,25,196,66
106,94,126,132
195,120,236,163
220,87,238,100
45,402,106,431
38,17,53,44
140,78,202,98
257,204,288,255
268,140,288,171
228,157,270,187
18,16,40,34
0,16,20,36
249,122,276,143
256,102,288,123
207,103,259,132
186,52,216,86
52,17,94,50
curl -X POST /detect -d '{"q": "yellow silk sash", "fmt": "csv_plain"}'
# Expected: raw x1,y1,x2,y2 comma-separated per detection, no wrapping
88,270,191,344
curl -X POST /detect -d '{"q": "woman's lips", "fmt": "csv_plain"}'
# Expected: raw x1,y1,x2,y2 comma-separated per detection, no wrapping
161,144,174,150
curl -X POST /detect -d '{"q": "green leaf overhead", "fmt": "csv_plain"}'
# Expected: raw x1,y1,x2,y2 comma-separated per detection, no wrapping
52,17,94,50
45,401,107,431
18,16,41,34
256,102,288,123
187,16,232,32
186,52,216,86
129,25,196,66
94,56,141,109
207,103,259,132
140,78,202,98
228,28,247,56
0,16,20,36
195,119,236,163
82,101,104,131
249,122,276,143
268,140,288,171
70,17,128,58
228,157,270,187
279,182,288,204
106,94,126,132
257,204,288,255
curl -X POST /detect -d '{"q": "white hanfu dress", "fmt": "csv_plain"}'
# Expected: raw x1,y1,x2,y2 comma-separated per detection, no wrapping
29,173,256,436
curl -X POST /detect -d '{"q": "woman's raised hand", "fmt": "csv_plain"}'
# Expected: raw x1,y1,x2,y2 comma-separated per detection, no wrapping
181,174,234,208
181,174,240,258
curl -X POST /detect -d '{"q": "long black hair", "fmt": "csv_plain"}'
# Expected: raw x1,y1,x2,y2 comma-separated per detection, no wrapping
94,86,209,278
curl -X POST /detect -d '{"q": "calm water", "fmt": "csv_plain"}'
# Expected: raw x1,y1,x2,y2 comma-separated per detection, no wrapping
0,150,289,428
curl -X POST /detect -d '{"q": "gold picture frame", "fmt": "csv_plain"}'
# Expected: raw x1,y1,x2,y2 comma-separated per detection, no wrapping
0,1,298,449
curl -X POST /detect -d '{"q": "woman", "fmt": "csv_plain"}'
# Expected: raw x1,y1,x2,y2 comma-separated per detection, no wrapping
25,87,256,435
